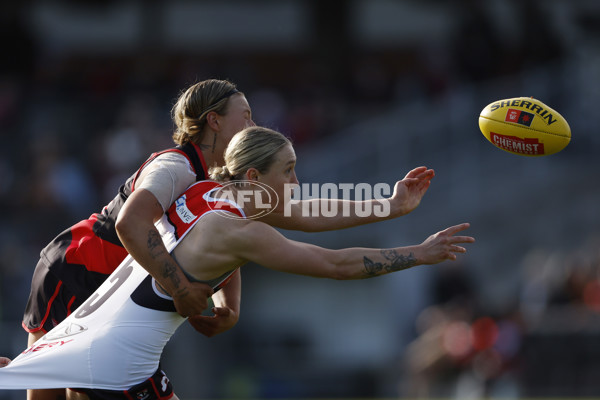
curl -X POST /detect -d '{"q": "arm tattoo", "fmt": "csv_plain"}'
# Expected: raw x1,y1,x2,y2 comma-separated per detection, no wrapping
363,250,417,277
147,230,163,258
163,262,182,289
147,230,183,290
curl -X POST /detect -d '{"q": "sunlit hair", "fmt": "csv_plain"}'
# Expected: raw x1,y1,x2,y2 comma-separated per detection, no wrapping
209,126,292,182
171,79,241,145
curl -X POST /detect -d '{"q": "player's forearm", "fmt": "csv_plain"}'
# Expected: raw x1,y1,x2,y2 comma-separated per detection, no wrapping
212,270,241,315
331,246,420,280
116,218,188,296
331,223,473,278
116,189,193,296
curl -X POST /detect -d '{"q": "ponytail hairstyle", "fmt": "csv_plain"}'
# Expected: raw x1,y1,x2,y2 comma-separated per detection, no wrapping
171,79,241,145
209,126,292,182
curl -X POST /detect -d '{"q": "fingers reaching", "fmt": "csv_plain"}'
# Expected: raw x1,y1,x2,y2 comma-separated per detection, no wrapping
450,245,468,254
443,223,472,236
420,222,475,265
405,167,435,181
404,166,428,179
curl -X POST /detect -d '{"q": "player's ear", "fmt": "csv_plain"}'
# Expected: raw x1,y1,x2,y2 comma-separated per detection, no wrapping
206,111,220,131
245,168,260,181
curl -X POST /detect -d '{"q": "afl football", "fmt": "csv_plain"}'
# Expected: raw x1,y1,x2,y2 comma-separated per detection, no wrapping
479,97,570,156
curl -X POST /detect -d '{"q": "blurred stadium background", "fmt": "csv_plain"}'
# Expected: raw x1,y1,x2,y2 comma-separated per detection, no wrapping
1,0,600,399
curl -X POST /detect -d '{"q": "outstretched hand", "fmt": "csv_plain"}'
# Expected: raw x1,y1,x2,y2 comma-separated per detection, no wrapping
0,357,10,368
418,223,475,264
389,166,435,217
188,307,239,337
172,281,214,318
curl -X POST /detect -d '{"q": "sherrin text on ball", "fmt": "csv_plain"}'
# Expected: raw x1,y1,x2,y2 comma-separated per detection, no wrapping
479,97,571,156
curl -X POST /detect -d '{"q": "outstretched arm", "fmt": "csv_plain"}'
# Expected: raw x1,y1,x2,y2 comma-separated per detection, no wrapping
262,167,434,232
231,221,474,279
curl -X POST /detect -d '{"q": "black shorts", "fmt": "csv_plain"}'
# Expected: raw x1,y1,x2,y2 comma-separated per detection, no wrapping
22,259,82,334
72,368,174,400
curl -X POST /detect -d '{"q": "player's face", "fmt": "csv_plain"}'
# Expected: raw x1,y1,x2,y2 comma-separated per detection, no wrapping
258,144,298,210
219,94,255,144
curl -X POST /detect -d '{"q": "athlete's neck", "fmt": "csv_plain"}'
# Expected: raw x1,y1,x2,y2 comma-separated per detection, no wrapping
198,141,226,170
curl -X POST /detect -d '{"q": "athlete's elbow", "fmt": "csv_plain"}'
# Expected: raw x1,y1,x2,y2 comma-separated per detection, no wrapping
329,263,357,281
321,252,355,280
115,211,135,242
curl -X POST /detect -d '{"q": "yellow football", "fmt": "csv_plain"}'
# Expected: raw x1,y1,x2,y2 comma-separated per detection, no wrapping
479,97,571,156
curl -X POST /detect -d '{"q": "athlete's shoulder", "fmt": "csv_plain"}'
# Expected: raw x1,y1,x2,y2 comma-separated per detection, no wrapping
145,151,194,175
152,149,190,162
224,218,274,246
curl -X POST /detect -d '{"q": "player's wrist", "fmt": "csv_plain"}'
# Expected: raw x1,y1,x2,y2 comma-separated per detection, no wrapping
160,268,192,298
387,198,407,218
